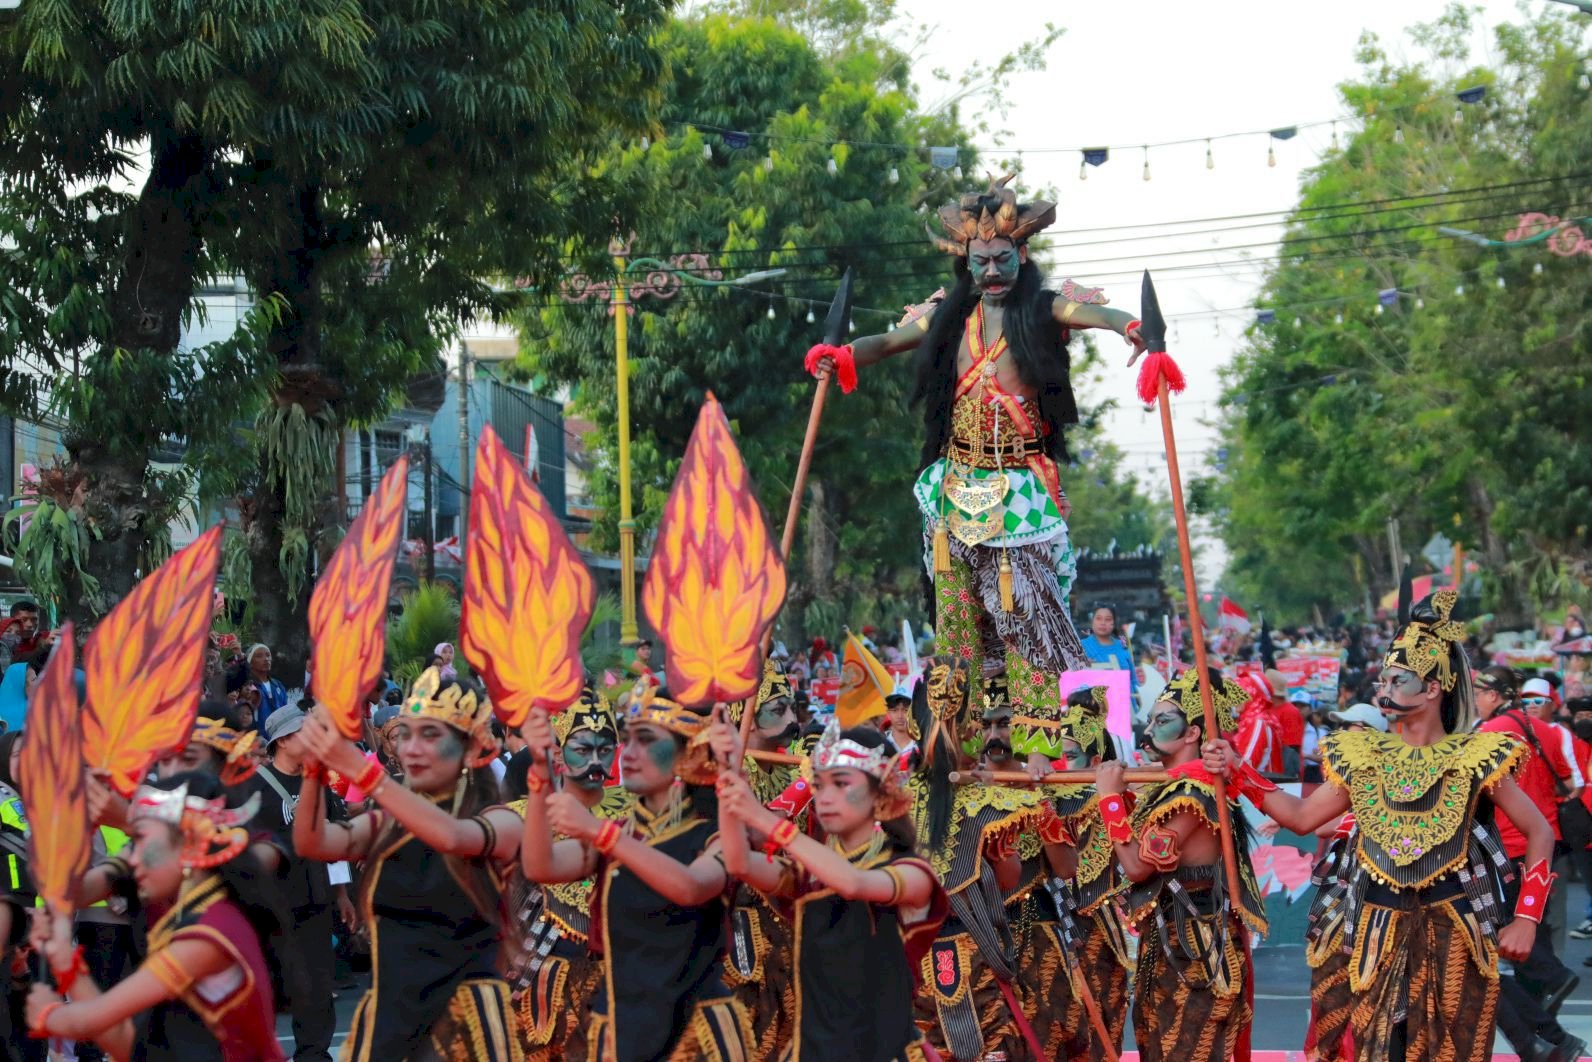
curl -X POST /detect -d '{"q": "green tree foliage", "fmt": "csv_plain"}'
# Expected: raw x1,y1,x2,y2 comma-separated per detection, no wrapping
1,1,669,658
518,7,1164,638
1197,6,1591,624
385,581,461,689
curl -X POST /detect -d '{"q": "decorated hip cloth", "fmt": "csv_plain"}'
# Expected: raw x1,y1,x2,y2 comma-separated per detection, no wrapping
916,301,1084,696
1316,729,1524,1062
1125,763,1268,1062
505,789,631,1062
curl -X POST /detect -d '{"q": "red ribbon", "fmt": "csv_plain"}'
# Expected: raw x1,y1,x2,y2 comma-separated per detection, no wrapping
804,343,857,394
1135,349,1187,406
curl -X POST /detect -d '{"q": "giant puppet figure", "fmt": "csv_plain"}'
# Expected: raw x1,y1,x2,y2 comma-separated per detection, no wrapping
805,176,1145,719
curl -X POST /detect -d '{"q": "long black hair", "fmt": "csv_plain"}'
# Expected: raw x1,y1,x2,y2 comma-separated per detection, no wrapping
910,675,958,854
912,255,1079,469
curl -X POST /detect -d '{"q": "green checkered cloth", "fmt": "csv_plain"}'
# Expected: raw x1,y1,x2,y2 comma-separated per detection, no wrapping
914,459,1065,548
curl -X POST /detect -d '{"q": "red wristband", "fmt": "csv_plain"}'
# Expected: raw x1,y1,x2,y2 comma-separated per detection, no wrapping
1232,761,1279,805
353,760,385,795
1099,794,1134,845
1124,319,1142,338
53,944,87,996
526,770,550,795
803,343,858,394
29,1001,64,1039
1515,858,1556,924
593,820,623,855
304,762,326,784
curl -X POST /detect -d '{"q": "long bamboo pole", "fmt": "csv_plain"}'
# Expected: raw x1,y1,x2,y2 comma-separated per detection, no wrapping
1156,375,1248,914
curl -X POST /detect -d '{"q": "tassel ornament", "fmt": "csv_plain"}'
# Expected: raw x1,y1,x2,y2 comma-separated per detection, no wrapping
933,524,952,574
998,550,1015,612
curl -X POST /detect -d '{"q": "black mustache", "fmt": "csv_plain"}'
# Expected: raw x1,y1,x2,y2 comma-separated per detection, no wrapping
983,739,1013,757
569,765,609,784
774,722,800,741
1377,696,1417,714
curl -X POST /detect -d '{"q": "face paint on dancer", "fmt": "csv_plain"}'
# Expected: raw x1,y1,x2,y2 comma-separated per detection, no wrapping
755,696,799,743
395,720,466,792
980,705,1014,765
1141,704,1190,761
968,237,1024,304
620,722,678,795
1060,737,1092,771
812,766,877,844
130,820,184,903
1375,666,1430,716
562,728,618,791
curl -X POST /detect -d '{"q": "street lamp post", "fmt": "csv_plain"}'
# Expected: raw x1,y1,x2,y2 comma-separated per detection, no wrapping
559,241,787,644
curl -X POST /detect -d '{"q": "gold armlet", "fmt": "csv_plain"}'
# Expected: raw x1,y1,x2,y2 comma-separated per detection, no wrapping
1059,301,1082,324
146,948,196,997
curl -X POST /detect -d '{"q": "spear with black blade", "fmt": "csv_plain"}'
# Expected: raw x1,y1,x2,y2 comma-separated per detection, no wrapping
739,268,855,754
1133,269,1247,914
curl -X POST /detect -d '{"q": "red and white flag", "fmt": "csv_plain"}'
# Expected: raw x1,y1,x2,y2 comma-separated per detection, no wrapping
1218,596,1251,634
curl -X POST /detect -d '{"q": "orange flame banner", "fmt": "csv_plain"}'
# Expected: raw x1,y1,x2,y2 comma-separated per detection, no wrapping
642,395,786,705
82,526,223,796
461,426,594,727
309,456,409,739
19,623,91,917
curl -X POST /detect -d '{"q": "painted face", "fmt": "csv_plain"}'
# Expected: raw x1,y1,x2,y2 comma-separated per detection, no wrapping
1374,667,1429,714
1144,704,1189,760
981,708,1013,763
1060,737,1092,770
811,767,876,838
130,819,184,903
561,728,618,790
755,696,799,743
619,722,677,795
969,238,1022,302
393,719,466,794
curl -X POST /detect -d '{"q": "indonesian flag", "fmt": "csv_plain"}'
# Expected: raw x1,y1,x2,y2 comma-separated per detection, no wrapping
1219,596,1252,634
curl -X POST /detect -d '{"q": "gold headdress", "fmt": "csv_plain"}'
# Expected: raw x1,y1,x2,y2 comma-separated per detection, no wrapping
1154,668,1248,735
403,666,499,767
553,686,618,745
1055,686,1111,760
188,716,260,786
915,655,973,760
1385,590,1468,692
130,782,261,870
931,174,1057,257
980,673,1012,721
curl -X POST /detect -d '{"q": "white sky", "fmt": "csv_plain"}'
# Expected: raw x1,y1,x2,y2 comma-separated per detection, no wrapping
897,0,1555,583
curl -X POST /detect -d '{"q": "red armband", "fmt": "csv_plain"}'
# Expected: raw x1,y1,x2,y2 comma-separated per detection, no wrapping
762,818,799,863
1515,858,1555,924
1099,794,1134,845
803,343,858,394
1038,809,1074,847
1231,761,1279,805
53,944,87,996
28,1001,64,1039
593,820,624,856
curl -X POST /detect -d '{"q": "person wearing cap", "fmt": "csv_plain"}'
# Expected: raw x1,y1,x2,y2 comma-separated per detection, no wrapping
1327,703,1389,733
1262,669,1306,778
250,704,351,1062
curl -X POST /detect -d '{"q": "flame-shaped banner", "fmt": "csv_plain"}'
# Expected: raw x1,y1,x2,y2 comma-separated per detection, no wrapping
461,426,594,727
19,623,91,917
82,526,223,796
310,456,409,739
642,395,787,705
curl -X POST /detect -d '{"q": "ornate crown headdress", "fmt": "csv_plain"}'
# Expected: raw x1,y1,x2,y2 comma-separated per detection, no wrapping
931,174,1057,257
1155,668,1248,734
188,716,260,786
1055,686,1111,760
130,782,261,870
621,682,716,785
553,686,618,745
980,673,1012,721
403,667,499,766
1385,590,1468,692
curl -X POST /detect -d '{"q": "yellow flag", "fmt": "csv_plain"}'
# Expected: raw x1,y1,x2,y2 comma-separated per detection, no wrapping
836,630,893,729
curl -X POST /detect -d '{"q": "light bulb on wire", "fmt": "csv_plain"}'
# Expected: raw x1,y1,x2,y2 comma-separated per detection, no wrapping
888,166,899,184
702,142,712,160
767,303,776,320
806,308,815,325
1206,140,1214,170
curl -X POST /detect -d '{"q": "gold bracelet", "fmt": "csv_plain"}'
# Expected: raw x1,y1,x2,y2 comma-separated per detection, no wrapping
882,866,904,906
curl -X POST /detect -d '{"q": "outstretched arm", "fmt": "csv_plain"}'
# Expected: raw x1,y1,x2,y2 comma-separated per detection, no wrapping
1054,298,1147,365
1202,738,1350,833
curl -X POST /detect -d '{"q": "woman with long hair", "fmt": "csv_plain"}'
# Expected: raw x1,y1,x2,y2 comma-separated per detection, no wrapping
294,668,523,1061
713,713,946,1062
520,687,749,1061
24,771,285,1061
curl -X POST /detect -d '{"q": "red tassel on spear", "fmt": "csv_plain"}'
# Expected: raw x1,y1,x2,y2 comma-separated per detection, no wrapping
1134,269,1249,938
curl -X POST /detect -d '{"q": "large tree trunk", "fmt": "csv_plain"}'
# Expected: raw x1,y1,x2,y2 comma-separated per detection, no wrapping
241,182,338,688
65,134,211,621
1468,477,1530,627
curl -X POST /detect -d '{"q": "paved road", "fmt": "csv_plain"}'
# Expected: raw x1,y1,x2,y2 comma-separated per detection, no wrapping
280,937,1592,1057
